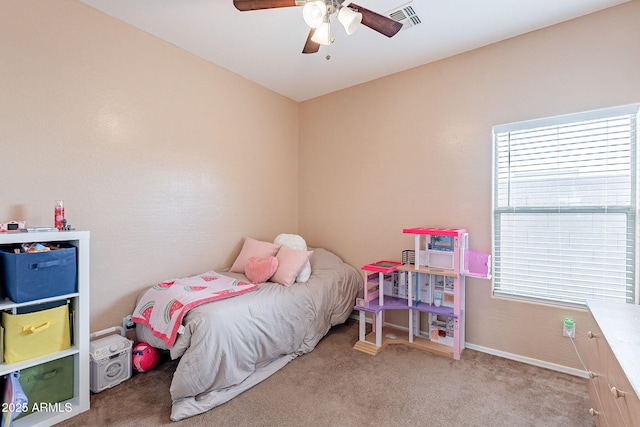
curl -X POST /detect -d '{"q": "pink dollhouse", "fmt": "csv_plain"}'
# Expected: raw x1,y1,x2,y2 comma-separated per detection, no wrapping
353,227,491,360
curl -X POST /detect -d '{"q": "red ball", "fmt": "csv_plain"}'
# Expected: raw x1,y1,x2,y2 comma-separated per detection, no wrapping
132,342,160,373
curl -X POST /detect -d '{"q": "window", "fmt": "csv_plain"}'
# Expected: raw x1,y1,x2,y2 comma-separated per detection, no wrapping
493,104,639,306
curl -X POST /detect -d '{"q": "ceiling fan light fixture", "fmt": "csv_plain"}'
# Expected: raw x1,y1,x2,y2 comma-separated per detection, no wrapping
302,1,327,29
311,21,332,45
337,6,362,35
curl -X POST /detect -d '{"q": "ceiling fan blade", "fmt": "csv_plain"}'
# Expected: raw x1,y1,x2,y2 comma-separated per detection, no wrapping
233,0,300,11
348,3,403,38
302,29,320,54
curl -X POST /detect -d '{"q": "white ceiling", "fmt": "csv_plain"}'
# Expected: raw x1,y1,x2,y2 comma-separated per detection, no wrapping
80,0,630,102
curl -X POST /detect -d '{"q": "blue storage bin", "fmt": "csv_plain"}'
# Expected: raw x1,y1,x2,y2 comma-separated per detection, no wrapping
0,245,77,303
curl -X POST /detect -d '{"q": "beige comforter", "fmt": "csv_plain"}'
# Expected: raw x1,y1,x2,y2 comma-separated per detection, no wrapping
135,248,361,421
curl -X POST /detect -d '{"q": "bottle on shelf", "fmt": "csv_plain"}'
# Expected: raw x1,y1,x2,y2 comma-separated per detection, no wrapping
55,200,65,230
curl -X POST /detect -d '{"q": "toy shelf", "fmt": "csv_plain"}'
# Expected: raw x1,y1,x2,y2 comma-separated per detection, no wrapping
362,260,402,273
356,294,458,319
356,295,410,314
397,263,459,278
0,231,90,426
353,325,457,359
402,227,466,236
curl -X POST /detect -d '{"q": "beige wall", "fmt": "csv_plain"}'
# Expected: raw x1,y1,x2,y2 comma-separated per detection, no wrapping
299,1,640,369
1,1,299,333
2,0,639,371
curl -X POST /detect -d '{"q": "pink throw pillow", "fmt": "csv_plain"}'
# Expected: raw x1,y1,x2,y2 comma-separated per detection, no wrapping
271,245,313,287
245,256,278,284
230,237,281,273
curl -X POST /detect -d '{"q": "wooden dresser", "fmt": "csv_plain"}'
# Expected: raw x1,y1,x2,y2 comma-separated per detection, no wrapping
587,300,640,426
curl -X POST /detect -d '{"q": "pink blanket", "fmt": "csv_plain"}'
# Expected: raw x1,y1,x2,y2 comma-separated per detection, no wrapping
132,271,258,347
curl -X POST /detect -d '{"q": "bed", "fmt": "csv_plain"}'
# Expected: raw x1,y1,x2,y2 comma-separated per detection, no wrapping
134,246,361,421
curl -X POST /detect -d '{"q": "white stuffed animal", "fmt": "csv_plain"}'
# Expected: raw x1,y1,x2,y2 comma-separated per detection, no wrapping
274,233,311,283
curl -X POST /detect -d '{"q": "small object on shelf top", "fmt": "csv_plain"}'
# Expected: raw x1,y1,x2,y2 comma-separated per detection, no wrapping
403,227,466,236
26,227,59,232
0,221,25,231
362,260,401,273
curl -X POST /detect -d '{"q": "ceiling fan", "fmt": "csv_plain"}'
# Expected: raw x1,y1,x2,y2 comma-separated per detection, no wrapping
233,0,403,54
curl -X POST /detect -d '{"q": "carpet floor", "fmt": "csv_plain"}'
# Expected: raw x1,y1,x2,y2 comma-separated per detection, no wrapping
57,319,594,426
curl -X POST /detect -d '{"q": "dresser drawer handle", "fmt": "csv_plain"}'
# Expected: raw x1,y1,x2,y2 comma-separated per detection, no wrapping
587,330,596,339
611,387,626,398
589,408,600,416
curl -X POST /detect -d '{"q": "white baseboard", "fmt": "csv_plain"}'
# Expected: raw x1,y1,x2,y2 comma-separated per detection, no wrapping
348,313,589,379
464,342,589,379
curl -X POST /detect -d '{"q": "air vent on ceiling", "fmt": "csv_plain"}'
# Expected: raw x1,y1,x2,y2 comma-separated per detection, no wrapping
386,2,422,31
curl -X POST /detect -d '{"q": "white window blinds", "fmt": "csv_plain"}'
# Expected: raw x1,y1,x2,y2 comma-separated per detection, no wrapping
493,105,638,306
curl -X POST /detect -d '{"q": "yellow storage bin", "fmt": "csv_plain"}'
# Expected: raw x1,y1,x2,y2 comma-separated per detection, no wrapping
2,303,70,364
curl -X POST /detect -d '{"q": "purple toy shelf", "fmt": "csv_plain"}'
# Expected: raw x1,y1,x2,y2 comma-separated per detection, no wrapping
354,295,458,318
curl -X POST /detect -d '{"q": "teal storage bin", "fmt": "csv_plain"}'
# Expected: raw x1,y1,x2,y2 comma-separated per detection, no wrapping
0,245,77,303
16,355,74,419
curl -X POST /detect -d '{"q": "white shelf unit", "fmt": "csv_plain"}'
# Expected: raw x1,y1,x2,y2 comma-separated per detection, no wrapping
0,231,90,426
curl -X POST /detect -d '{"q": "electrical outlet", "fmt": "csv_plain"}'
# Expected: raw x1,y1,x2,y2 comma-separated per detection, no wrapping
123,315,134,329
563,318,575,338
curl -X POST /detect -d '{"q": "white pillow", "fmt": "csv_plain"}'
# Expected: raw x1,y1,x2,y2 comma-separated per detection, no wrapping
274,233,311,283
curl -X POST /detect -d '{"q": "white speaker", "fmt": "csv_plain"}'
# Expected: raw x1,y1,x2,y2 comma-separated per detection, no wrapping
90,327,133,393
